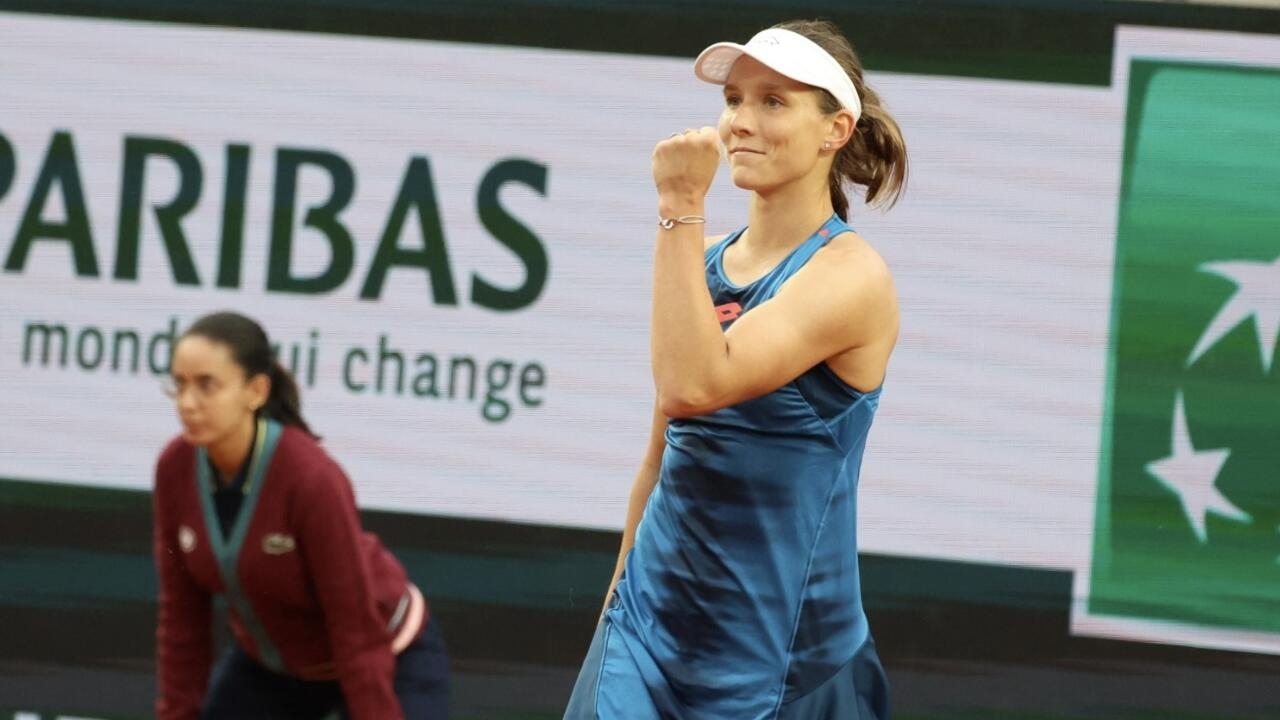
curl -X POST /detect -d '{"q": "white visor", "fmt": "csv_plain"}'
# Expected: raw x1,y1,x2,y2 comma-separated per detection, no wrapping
694,28,862,123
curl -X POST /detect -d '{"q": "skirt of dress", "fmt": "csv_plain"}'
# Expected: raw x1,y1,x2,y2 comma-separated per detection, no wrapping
562,614,890,720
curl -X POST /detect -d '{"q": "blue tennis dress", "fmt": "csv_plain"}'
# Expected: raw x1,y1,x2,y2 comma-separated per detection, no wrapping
565,215,890,719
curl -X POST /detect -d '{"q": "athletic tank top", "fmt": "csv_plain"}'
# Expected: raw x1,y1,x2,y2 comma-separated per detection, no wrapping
611,214,882,718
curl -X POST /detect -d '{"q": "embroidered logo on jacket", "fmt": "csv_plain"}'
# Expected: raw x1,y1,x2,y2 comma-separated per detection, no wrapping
178,525,197,553
262,533,297,555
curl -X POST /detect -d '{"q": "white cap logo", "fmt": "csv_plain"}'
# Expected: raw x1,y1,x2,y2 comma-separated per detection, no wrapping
178,525,197,553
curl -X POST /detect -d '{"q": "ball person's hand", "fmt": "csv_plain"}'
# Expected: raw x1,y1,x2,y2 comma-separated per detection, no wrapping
653,127,721,208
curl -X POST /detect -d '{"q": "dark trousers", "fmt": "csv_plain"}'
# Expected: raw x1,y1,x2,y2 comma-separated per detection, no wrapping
201,618,451,719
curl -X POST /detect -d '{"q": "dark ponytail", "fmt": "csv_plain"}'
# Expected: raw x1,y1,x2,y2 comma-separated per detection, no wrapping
263,359,315,438
776,19,908,218
183,311,318,438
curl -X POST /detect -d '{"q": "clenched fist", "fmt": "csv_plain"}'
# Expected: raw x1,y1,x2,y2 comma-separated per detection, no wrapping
653,127,721,210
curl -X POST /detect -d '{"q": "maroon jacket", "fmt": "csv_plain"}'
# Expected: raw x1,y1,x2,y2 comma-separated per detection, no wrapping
152,419,424,720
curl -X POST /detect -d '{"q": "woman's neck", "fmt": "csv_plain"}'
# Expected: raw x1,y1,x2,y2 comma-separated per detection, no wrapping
745,173,837,254
208,417,256,484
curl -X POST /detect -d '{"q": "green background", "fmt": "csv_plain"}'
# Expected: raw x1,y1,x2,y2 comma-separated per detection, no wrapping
1091,60,1280,633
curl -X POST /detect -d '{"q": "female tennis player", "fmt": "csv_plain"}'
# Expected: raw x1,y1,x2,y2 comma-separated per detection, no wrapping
565,18,907,719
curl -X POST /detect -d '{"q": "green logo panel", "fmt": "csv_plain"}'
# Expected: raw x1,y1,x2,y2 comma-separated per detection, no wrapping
1090,60,1280,633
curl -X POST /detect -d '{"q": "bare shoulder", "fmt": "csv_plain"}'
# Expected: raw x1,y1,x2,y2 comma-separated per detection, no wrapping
810,231,900,380
809,230,895,295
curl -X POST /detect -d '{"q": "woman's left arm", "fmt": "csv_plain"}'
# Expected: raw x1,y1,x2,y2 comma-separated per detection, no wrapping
296,464,402,720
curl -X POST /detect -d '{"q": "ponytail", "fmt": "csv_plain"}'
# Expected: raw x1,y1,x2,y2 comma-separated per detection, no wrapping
776,19,908,218
838,84,908,213
263,360,317,438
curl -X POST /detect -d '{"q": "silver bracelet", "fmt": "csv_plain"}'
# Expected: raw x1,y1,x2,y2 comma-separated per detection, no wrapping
657,214,707,230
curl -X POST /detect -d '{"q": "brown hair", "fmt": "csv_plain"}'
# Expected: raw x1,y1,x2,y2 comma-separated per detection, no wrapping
775,19,908,218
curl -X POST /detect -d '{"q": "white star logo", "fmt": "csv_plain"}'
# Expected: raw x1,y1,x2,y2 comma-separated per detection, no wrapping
1145,391,1251,544
1186,256,1280,374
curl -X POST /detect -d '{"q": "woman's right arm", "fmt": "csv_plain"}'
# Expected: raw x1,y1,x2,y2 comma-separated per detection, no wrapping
153,465,213,720
601,400,668,614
